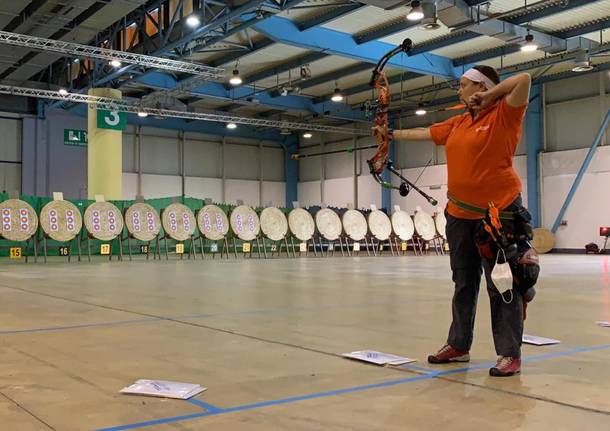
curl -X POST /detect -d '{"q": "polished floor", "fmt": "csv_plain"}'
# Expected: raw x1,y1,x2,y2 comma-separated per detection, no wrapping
0,253,609,431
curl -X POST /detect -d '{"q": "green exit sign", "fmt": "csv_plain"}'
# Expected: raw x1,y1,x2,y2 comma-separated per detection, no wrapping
97,109,127,131
64,129,88,147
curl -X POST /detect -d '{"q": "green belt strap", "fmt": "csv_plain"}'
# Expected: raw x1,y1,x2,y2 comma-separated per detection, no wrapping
447,194,514,220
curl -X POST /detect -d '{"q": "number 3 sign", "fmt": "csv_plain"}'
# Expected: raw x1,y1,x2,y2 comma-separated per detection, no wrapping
97,109,126,131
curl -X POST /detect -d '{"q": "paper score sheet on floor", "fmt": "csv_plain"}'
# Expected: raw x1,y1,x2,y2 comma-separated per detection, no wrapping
342,350,416,366
522,334,561,346
120,380,207,399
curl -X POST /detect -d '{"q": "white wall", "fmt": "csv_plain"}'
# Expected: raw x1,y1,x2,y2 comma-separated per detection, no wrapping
121,126,287,207
541,147,610,249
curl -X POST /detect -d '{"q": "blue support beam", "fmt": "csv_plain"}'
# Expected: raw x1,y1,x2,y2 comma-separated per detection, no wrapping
252,16,457,78
283,134,299,207
315,71,420,103
297,3,363,31
134,71,369,122
525,85,543,227
241,51,327,86
551,109,610,234
208,37,275,68
297,62,371,91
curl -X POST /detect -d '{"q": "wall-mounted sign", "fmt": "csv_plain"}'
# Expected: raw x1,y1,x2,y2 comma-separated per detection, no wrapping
64,129,88,147
97,109,126,131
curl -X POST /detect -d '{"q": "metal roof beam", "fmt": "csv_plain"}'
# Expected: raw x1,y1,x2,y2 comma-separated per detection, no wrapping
553,17,610,40
241,51,327,86
252,16,457,77
355,19,420,45
298,3,364,31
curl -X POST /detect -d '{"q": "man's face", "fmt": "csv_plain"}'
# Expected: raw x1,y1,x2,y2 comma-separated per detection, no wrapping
458,77,486,106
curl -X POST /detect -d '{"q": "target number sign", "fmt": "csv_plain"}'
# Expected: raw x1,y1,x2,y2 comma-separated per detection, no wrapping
210,243,218,253
9,247,21,259
100,244,111,255
401,242,407,251
242,242,251,253
59,246,70,256
140,245,149,254
175,243,184,254
299,242,307,252
353,242,360,252
97,109,127,131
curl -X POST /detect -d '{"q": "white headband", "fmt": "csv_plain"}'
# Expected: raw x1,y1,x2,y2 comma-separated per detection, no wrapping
462,68,497,90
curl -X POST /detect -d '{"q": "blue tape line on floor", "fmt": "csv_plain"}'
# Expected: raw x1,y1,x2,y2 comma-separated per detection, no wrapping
96,343,610,431
0,318,159,334
186,399,223,413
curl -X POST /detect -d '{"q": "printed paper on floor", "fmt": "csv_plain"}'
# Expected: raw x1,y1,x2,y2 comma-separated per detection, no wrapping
342,350,416,366
120,380,207,399
522,334,561,346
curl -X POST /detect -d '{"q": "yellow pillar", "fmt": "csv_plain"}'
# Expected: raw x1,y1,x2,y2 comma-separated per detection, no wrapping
88,88,122,200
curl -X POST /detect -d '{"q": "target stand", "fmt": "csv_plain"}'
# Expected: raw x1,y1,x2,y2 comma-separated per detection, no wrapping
315,208,345,257
414,208,439,256
123,202,162,261
82,200,124,262
369,209,394,257
38,198,83,263
342,209,370,257
391,207,419,256
196,204,230,260
161,203,196,260
260,207,290,259
288,208,316,258
230,205,261,259
0,197,39,263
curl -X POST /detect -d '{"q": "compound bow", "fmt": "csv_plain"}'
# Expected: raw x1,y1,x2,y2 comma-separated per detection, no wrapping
368,38,438,206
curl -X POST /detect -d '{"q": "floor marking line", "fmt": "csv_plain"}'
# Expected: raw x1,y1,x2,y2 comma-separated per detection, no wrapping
186,399,224,413
0,389,57,430
0,318,160,334
96,343,610,431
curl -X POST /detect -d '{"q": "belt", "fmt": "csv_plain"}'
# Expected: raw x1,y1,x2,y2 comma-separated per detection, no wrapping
447,193,515,220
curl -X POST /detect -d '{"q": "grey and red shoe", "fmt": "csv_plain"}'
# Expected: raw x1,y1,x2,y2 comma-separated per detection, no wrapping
427,344,470,364
489,356,521,377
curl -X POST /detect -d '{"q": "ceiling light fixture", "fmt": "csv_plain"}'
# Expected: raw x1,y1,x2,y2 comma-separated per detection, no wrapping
303,132,313,139
138,112,149,118
109,59,122,68
415,106,427,116
186,14,201,28
407,0,425,21
58,88,68,95
226,122,237,129
229,69,242,86
331,82,344,103
521,33,538,53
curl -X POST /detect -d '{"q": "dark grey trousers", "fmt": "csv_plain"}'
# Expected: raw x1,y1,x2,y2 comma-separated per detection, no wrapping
445,204,524,358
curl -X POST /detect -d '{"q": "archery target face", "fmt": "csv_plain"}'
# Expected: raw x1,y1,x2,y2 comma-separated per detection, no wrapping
197,204,229,241
162,203,196,241
40,200,83,242
0,199,38,242
84,201,124,241
125,203,161,242
230,205,260,241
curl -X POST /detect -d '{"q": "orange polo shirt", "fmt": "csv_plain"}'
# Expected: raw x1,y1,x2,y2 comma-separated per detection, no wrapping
430,98,527,219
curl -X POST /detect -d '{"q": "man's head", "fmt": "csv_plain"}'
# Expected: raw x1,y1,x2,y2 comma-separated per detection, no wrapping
458,65,500,108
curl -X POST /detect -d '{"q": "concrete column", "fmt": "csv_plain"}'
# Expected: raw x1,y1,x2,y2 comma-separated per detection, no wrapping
526,84,543,227
283,135,298,208
87,88,122,199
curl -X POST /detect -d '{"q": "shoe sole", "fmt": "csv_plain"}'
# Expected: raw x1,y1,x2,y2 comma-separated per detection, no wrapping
489,369,521,377
427,354,470,364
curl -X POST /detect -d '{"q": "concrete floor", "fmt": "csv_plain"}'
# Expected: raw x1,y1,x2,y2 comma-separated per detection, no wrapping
0,254,609,431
